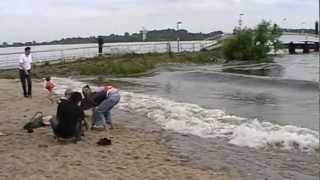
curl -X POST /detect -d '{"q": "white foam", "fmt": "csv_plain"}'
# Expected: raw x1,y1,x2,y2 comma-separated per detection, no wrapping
229,121,319,151
53,77,320,152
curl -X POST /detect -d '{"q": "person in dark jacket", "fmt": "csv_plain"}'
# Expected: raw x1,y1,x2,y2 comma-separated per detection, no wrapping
51,92,84,142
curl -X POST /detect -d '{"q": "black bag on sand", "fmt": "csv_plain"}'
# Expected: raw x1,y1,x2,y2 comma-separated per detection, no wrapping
23,112,45,131
97,138,112,146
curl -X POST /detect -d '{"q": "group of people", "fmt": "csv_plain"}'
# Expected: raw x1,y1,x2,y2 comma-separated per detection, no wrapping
51,85,120,142
18,47,121,143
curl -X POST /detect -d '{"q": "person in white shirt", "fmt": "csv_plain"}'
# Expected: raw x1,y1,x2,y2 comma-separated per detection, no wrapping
18,47,32,98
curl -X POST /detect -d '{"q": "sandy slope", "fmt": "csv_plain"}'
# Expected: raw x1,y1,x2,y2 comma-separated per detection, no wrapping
0,79,232,180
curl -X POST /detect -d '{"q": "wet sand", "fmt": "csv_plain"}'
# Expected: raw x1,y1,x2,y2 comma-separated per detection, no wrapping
0,79,232,180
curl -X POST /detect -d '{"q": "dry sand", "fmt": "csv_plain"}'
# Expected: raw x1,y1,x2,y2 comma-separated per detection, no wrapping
0,79,233,180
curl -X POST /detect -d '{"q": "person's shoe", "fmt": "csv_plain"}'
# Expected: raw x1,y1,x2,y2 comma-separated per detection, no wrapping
24,94,28,98
75,140,85,145
91,125,106,131
106,122,114,129
74,137,82,144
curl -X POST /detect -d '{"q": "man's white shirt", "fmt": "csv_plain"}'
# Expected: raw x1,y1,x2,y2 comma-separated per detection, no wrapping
19,54,32,70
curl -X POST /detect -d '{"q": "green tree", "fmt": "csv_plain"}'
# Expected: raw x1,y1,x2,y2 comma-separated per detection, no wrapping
124,32,130,37
223,29,255,60
270,24,282,54
223,20,282,61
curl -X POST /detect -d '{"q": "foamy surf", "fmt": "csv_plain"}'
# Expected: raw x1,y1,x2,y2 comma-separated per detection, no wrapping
53,77,319,153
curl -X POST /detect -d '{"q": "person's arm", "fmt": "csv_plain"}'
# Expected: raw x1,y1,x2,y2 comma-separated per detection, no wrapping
79,108,89,130
26,55,32,75
30,55,33,69
52,82,56,89
18,55,24,70
43,80,47,89
19,55,29,75
56,102,63,124
77,107,85,122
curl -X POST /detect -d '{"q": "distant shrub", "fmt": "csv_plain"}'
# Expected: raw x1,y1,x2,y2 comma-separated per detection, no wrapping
223,20,282,62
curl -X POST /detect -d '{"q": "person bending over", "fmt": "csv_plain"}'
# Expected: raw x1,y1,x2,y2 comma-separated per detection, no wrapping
81,85,120,130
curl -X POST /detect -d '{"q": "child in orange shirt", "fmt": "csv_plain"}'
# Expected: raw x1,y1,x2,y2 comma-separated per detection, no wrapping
44,77,55,103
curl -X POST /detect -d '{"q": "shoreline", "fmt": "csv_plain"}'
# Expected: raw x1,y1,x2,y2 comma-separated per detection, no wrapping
0,79,232,180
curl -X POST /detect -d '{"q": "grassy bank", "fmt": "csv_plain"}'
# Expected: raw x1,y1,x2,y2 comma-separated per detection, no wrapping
0,50,224,79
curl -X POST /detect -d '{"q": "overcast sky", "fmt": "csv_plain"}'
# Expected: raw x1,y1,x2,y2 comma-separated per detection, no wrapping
0,0,318,43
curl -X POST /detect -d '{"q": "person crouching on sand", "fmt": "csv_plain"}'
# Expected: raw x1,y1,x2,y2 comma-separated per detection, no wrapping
44,76,55,103
50,92,85,143
81,85,120,130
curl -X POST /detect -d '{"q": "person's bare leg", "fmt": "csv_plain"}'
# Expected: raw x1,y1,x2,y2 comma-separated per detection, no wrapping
48,92,54,104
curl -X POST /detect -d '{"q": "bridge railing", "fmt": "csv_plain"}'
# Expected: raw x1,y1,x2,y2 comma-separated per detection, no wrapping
0,41,215,70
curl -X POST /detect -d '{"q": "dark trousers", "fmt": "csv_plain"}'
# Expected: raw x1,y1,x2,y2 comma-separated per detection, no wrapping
19,70,32,96
50,118,82,141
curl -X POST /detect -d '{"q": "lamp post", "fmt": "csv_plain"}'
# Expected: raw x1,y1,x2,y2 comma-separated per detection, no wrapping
239,13,244,29
301,22,308,42
282,18,287,32
176,21,182,52
318,0,320,86
142,27,148,41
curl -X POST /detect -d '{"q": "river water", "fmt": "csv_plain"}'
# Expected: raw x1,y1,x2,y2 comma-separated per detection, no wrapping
51,51,319,179
107,53,319,131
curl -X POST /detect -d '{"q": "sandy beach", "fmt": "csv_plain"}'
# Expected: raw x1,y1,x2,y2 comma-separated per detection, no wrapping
0,79,232,180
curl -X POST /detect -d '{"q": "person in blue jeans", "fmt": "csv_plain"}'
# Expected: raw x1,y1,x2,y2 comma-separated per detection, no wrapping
81,85,120,130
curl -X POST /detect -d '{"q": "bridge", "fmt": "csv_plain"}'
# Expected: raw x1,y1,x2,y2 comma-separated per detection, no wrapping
282,32,319,39
280,33,319,54
283,41,319,54
202,33,319,53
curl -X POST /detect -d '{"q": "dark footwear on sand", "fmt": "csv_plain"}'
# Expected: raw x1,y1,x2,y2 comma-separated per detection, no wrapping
97,138,112,146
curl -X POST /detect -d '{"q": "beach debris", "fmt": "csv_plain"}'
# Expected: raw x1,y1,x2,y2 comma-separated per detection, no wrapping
0,132,8,136
23,112,44,130
38,144,49,148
